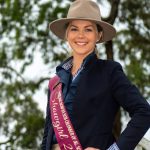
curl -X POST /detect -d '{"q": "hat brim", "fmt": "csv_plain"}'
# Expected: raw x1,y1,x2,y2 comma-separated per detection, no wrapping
49,18,116,43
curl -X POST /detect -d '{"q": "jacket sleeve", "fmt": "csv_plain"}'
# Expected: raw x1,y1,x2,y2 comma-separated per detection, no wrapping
110,62,150,150
41,89,51,150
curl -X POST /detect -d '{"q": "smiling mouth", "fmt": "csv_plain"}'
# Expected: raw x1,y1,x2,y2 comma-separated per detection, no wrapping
75,42,87,46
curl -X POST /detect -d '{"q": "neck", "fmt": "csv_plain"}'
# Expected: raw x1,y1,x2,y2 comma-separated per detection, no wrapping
71,57,81,76
71,53,89,75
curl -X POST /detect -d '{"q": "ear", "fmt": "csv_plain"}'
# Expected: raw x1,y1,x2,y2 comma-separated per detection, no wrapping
97,31,103,42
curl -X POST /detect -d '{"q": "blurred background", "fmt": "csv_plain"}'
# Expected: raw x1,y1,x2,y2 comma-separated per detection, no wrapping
0,0,150,149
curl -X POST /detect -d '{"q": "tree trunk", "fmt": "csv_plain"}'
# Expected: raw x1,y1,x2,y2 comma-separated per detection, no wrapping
105,41,113,60
103,0,121,139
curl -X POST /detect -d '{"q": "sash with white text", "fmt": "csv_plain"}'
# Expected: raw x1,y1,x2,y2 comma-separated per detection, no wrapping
49,76,83,150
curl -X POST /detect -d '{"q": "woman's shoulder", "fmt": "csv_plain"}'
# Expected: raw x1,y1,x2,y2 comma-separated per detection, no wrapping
94,59,125,77
97,59,122,69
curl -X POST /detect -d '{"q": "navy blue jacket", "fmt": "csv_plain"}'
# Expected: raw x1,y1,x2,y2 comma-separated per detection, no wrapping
41,54,150,150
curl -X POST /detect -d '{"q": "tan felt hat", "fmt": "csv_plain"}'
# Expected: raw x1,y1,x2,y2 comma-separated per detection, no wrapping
49,0,116,43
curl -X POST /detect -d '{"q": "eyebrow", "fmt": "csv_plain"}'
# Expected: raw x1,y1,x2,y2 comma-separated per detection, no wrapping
70,25,94,28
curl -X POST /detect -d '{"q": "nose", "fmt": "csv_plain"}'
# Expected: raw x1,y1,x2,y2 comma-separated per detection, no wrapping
78,30,85,38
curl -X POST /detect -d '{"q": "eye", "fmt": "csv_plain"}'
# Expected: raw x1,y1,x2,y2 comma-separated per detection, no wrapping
85,28,93,32
70,27,78,32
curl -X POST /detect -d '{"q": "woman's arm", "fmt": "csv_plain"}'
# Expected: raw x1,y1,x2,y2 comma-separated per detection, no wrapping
110,62,150,150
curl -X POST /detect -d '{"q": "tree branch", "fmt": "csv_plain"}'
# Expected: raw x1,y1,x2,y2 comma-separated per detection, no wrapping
0,139,10,145
2,66,26,83
103,0,120,24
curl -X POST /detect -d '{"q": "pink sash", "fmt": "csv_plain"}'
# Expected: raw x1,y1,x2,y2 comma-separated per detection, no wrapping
49,76,83,150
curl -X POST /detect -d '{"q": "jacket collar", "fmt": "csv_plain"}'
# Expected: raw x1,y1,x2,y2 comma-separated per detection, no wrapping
56,51,98,73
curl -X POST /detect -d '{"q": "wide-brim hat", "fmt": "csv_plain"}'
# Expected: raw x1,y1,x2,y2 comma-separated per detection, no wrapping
49,0,116,43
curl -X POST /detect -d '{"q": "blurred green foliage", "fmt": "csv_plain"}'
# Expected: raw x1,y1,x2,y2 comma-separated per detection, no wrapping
116,0,150,97
0,0,149,149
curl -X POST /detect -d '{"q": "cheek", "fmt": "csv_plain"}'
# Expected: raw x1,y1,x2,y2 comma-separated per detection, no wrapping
66,32,73,42
66,35,74,48
90,32,99,42
91,36,98,44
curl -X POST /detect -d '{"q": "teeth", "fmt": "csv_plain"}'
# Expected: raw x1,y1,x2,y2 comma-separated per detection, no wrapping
76,42,87,46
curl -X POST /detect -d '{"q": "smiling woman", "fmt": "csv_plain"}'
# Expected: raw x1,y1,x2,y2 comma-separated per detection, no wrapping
41,0,150,150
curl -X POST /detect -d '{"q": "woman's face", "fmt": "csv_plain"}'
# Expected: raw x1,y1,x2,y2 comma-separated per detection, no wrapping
66,20,101,57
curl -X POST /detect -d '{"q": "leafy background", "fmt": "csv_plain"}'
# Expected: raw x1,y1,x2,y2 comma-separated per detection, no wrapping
0,0,150,149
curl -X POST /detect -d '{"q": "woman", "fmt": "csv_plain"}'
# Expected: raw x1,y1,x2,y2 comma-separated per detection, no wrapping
41,0,150,150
